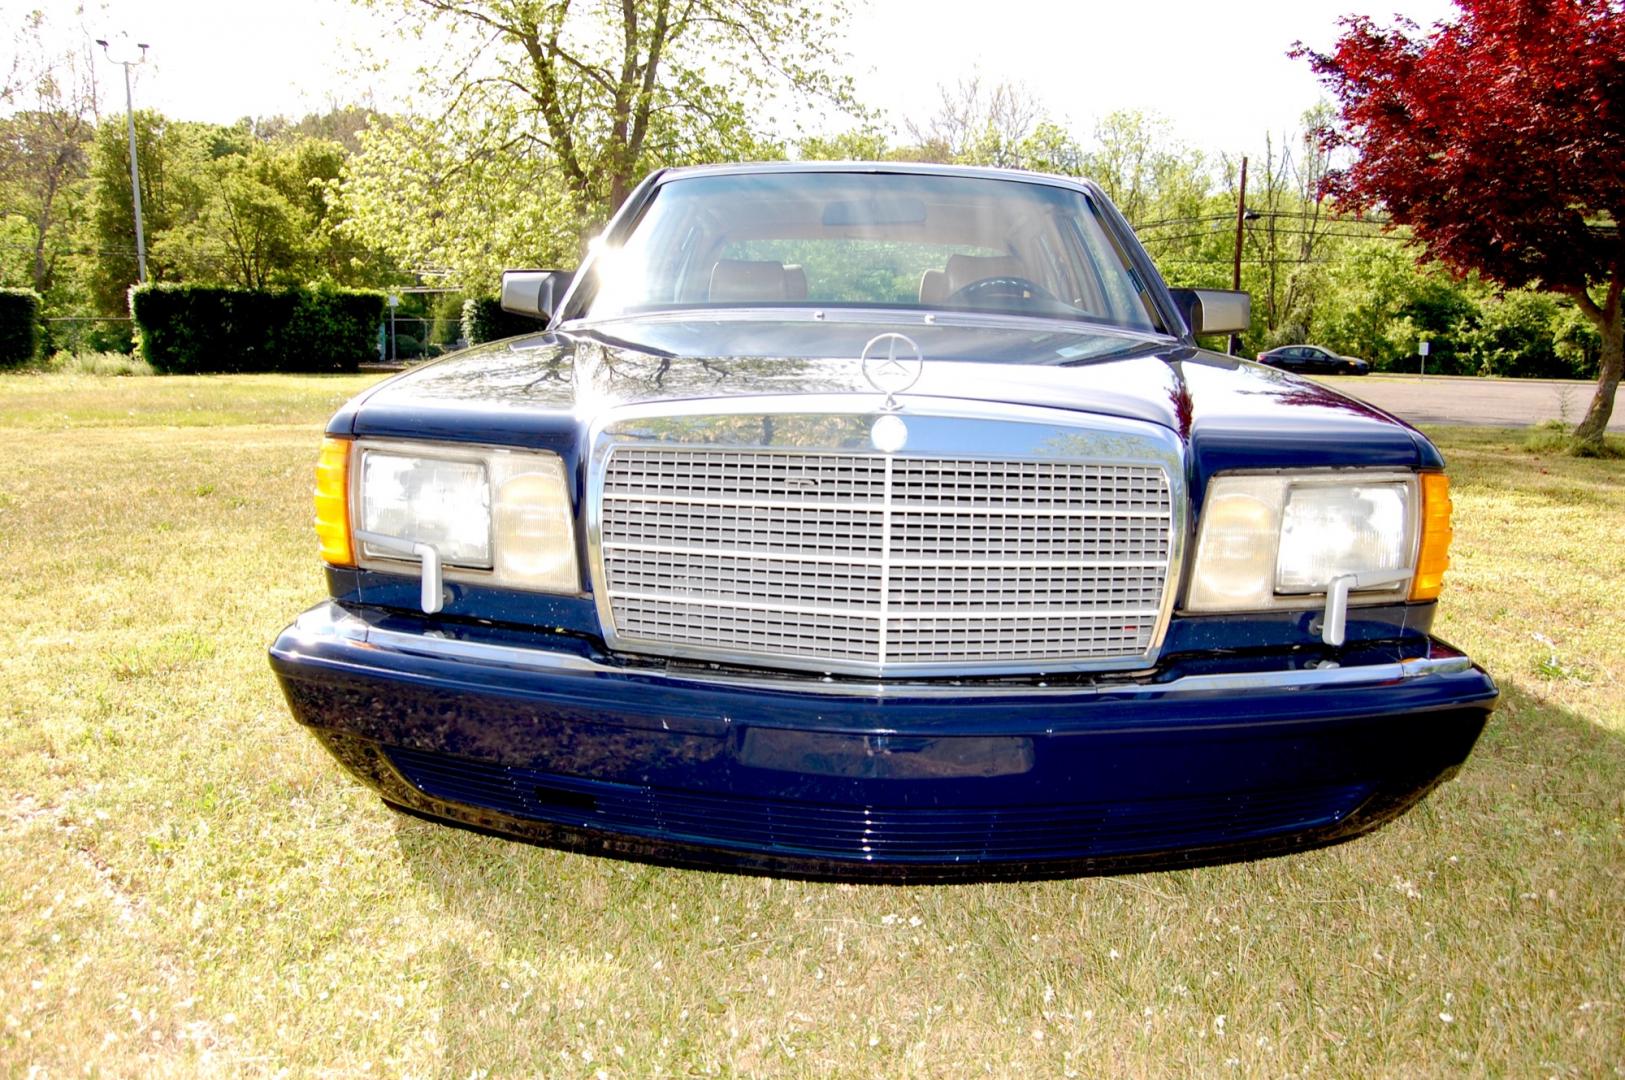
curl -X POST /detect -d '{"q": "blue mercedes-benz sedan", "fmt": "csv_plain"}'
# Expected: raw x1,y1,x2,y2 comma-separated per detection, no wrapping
268,163,1497,881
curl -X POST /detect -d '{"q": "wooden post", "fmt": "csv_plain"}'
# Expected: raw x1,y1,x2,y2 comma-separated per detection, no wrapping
1229,156,1248,357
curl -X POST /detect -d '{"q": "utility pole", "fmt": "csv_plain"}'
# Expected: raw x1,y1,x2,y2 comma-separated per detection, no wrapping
387,294,400,363
95,37,150,285
1229,155,1248,357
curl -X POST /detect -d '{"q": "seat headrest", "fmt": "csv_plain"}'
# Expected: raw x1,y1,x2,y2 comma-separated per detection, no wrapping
946,253,1025,294
709,259,788,302
918,268,948,306
783,264,808,301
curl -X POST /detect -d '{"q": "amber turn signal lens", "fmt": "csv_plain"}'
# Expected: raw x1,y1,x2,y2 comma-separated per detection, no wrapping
1410,472,1452,601
313,438,353,566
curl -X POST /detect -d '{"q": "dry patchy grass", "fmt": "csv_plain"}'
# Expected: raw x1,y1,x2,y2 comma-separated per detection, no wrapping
0,377,1620,1077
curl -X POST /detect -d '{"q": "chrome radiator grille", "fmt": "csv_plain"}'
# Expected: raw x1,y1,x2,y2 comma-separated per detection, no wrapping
596,446,1174,674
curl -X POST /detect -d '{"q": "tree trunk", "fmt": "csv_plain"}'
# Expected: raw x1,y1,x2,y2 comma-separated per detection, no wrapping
1573,310,1621,450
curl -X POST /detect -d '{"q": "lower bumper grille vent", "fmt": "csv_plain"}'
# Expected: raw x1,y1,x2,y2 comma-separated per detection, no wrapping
387,746,1371,864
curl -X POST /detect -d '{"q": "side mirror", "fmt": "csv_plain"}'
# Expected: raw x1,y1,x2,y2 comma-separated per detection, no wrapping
1168,288,1251,336
500,269,575,322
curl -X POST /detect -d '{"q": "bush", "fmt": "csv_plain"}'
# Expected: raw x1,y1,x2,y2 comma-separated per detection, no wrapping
428,292,469,346
130,284,387,374
392,332,424,360
1523,419,1624,459
46,349,155,377
460,297,544,345
0,288,42,368
42,316,135,357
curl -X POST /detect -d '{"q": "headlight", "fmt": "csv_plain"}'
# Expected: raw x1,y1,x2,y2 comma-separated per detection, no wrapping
325,440,578,596
360,452,492,566
1275,483,1409,592
1185,472,1421,612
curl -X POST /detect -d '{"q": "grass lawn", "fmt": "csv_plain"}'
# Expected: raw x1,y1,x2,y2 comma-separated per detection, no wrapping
1,371,1620,1076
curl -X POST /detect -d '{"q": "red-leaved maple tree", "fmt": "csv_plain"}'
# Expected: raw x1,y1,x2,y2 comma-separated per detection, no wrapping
1298,0,1624,448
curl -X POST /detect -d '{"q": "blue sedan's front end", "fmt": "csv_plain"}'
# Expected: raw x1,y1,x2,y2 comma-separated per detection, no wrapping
271,600,1493,880
269,164,1497,879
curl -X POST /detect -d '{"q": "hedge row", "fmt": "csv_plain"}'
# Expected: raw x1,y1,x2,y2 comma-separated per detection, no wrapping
130,284,387,374
461,297,545,345
0,288,42,368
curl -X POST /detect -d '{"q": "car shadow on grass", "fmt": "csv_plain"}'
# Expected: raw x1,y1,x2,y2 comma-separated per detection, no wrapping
377,676,1623,1074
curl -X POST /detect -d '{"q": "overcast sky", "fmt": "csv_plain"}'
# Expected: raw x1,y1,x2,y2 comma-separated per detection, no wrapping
20,0,1462,156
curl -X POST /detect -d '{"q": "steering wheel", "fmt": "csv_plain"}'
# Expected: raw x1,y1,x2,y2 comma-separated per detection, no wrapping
944,275,1056,306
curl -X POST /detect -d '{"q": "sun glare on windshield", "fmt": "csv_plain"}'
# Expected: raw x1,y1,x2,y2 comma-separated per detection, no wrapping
582,171,1164,333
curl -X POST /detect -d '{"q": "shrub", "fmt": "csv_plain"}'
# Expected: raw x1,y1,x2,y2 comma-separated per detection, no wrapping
42,316,135,357
46,349,155,377
1523,418,1624,459
1524,418,1573,453
460,297,544,345
0,288,42,368
130,284,387,374
392,332,424,360
428,293,468,346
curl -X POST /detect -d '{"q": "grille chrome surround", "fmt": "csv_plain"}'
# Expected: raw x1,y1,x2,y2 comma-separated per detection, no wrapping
588,398,1187,677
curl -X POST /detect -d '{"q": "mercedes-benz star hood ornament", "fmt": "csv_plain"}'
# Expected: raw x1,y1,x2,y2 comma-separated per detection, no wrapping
861,332,924,412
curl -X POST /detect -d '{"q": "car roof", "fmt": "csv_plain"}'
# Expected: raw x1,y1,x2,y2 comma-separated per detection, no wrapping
654,160,1105,198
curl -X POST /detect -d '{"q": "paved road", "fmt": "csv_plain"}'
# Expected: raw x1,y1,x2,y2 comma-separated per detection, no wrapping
1314,374,1623,431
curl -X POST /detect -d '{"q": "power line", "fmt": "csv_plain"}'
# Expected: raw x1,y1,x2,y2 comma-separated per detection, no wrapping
1134,210,1398,231
1142,226,1414,247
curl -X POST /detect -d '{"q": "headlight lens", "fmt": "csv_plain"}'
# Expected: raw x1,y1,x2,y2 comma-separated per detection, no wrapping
1185,473,1418,612
491,465,576,589
352,443,577,593
1190,481,1280,604
1275,482,1409,592
360,452,492,566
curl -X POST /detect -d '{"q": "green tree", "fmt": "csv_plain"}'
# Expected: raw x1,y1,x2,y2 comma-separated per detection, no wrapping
0,8,99,296
151,134,394,290
1227,126,1334,346
796,128,895,162
1085,111,1208,229
904,77,1045,169
85,111,212,312
249,105,380,154
1459,291,1567,379
341,0,858,291
157,143,304,289
1080,112,1228,307
1312,242,1485,372
89,113,401,299
341,114,590,293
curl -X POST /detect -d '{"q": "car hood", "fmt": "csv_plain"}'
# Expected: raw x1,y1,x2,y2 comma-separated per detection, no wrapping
339,314,1437,476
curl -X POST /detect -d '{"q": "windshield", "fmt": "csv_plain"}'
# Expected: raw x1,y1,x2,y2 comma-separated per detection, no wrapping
577,171,1167,333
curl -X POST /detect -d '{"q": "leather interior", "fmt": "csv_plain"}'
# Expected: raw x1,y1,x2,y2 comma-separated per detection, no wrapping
945,254,1025,294
709,259,789,302
918,268,948,305
783,264,808,300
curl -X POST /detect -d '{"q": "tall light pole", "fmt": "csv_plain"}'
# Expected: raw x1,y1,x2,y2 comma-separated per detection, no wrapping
1222,155,1248,357
95,36,150,285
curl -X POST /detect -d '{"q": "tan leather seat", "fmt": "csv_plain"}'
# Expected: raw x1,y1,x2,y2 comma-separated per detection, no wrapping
783,264,808,300
709,259,788,302
945,254,1025,295
918,268,948,305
